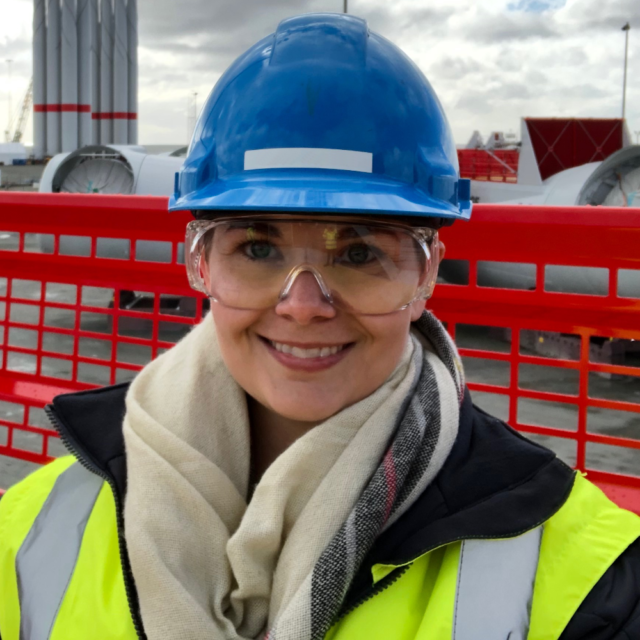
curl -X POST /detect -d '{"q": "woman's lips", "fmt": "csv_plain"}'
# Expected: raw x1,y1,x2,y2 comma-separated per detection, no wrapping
260,337,354,372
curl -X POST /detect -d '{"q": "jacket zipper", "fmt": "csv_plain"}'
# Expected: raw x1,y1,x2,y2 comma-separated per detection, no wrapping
335,514,555,626
46,405,147,640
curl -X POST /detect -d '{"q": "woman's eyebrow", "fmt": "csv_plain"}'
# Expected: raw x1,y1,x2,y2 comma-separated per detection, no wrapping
226,222,283,238
337,226,398,240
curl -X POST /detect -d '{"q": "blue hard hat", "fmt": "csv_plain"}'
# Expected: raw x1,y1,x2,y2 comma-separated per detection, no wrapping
169,13,471,221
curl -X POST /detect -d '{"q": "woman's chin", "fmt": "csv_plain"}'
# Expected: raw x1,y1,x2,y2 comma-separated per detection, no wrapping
267,396,345,425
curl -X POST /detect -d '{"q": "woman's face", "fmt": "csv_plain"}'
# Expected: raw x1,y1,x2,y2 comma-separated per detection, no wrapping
204,217,433,423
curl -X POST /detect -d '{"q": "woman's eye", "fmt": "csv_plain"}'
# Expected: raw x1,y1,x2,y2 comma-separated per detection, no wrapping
245,241,274,260
345,243,374,265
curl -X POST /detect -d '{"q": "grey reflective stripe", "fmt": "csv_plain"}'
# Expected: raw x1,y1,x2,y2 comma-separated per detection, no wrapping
453,526,543,640
16,462,104,640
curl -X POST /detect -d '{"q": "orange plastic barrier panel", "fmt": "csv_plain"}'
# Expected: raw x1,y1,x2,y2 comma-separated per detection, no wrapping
0,193,638,513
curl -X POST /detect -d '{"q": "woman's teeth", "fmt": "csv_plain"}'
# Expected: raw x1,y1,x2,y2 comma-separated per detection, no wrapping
269,340,345,359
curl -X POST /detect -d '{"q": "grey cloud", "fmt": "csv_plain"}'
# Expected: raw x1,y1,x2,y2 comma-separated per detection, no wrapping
497,54,527,72
531,45,588,69
139,0,331,49
456,9,559,43
364,4,456,39
556,83,610,99
137,0,434,94
524,68,547,84
139,97,193,145
531,43,618,80
139,0,454,60
564,47,588,66
0,57,32,81
429,55,485,78
135,0,458,124
501,82,534,99
454,90,494,114
139,68,196,87
0,36,30,61
130,0,636,143
454,77,533,112
135,0,335,112
395,5,456,27
561,0,640,32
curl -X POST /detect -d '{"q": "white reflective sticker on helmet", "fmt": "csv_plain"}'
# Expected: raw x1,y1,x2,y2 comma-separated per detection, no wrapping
244,148,373,173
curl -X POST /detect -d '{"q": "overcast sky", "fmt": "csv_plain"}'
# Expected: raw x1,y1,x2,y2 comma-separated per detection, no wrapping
1,0,639,147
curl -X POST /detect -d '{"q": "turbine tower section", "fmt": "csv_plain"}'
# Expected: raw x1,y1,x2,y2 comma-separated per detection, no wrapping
61,0,78,152
46,0,61,156
77,0,93,146
100,0,114,144
33,0,47,159
34,0,139,154
127,0,138,144
90,0,100,143
113,0,128,144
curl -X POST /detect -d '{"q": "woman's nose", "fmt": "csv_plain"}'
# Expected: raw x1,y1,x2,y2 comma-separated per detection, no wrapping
275,271,336,324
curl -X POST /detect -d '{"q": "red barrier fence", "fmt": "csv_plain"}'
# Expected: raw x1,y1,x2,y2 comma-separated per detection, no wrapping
0,193,638,513
457,149,519,183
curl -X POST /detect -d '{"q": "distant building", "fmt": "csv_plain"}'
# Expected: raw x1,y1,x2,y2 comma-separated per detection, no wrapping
0,143,28,166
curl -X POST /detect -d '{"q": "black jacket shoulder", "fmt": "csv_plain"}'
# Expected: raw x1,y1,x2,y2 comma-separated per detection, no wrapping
560,537,640,639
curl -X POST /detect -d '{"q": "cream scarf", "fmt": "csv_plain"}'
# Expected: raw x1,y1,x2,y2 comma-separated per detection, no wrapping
123,312,464,640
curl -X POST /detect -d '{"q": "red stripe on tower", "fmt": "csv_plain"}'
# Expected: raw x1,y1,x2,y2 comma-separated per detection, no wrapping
92,112,137,120
34,104,92,113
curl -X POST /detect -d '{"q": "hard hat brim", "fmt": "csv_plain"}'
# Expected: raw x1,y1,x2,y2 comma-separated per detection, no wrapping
169,169,471,220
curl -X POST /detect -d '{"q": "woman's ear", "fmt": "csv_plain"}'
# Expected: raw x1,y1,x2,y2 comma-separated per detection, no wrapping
411,239,446,322
410,299,426,321
200,254,211,292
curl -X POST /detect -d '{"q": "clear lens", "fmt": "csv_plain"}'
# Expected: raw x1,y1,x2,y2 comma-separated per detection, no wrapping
185,217,438,314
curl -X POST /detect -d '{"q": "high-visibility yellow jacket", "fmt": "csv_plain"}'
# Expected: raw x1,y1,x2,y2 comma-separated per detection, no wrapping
1,384,639,640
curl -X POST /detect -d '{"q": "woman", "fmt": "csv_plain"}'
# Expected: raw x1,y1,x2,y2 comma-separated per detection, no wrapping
1,13,639,640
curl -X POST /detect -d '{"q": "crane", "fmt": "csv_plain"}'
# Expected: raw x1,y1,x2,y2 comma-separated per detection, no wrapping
9,78,33,144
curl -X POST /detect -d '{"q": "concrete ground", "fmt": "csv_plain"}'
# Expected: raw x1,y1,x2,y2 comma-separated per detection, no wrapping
0,313,638,489
457,324,640,476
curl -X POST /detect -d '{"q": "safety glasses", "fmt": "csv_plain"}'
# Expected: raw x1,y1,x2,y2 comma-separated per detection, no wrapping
185,215,440,315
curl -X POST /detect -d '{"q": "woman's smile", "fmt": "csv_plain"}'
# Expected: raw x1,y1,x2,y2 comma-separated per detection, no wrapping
260,335,356,372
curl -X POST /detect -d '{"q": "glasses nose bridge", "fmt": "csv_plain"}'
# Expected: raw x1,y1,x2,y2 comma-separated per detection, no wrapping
279,264,334,304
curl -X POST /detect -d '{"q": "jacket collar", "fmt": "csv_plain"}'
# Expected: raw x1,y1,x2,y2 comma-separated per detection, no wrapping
50,382,131,500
